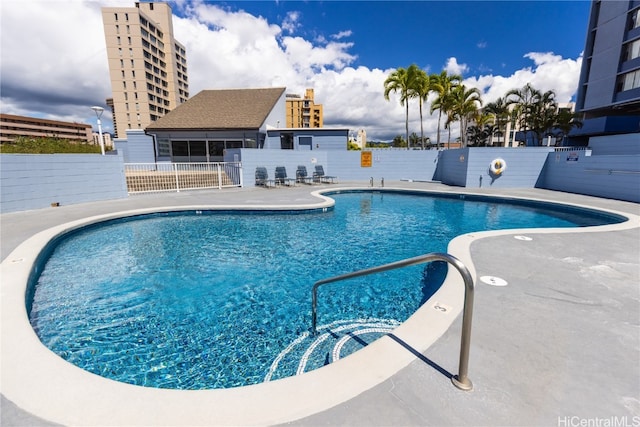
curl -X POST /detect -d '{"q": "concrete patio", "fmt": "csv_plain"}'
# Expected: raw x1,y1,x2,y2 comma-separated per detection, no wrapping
1,182,638,426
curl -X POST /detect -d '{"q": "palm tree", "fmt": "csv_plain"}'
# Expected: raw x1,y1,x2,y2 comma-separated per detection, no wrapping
484,97,509,146
553,109,583,145
505,83,558,146
384,64,421,149
529,90,558,146
413,68,431,149
450,85,482,147
430,71,462,149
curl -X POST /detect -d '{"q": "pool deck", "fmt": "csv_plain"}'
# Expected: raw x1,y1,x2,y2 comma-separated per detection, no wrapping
1,182,639,426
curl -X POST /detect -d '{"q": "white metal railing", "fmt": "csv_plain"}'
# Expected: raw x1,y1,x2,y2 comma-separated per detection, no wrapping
124,162,243,194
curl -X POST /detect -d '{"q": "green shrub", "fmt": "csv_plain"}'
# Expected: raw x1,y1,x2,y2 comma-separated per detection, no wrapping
0,137,103,154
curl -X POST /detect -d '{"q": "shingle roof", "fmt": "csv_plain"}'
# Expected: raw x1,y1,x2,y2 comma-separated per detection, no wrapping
146,87,286,131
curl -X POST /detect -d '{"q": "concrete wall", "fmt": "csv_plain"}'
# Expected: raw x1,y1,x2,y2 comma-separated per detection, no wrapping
589,134,640,155
264,129,349,151
326,150,438,181
228,149,440,186
537,150,640,203
0,153,128,213
227,149,329,186
435,148,553,188
113,130,156,163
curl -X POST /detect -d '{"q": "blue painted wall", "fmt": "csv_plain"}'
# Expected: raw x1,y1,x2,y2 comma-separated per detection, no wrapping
264,129,349,151
229,149,439,186
227,149,329,186
537,150,640,203
589,134,640,155
326,150,438,181
113,130,156,163
433,148,553,188
0,153,128,213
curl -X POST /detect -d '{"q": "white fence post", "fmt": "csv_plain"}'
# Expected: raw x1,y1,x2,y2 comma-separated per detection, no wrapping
123,162,243,194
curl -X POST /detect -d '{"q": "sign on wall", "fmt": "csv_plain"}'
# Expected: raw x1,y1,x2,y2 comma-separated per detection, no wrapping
361,151,372,167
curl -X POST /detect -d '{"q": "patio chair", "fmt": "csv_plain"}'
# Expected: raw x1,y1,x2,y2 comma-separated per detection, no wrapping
295,165,314,184
274,166,296,186
313,165,337,184
255,167,275,188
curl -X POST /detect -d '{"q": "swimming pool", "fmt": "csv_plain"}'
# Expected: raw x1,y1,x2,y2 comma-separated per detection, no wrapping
27,191,626,390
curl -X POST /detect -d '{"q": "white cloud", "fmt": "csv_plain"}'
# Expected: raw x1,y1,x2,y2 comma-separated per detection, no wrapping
464,52,583,104
331,30,353,40
444,57,469,76
0,1,584,141
281,11,301,34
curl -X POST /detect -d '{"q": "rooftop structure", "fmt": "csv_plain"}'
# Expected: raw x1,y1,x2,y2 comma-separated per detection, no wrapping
145,87,287,161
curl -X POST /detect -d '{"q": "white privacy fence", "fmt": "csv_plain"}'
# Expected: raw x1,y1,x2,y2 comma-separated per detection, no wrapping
124,162,243,194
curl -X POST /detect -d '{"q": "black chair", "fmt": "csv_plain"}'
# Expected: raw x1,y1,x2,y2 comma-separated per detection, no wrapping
313,165,337,183
295,165,314,184
255,167,275,188
274,166,296,186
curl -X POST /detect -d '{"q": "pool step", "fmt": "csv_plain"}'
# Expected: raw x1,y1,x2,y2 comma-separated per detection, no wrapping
264,318,400,382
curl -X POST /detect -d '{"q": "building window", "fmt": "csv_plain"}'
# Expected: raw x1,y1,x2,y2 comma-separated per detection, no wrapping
630,8,640,30
114,13,118,21
115,25,119,34
618,69,640,92
127,36,132,45
125,13,128,21
126,25,130,34
117,36,121,45
623,39,640,61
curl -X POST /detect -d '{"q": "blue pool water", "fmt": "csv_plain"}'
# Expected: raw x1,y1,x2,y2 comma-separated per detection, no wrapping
28,191,624,389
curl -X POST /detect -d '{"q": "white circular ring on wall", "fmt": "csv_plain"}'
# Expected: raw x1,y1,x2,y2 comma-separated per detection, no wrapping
514,235,533,241
480,276,508,287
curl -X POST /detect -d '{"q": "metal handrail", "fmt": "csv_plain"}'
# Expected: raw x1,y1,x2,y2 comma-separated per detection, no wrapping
311,252,475,391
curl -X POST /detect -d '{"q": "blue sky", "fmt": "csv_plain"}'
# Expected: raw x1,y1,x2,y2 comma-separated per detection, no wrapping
189,1,590,75
0,0,591,140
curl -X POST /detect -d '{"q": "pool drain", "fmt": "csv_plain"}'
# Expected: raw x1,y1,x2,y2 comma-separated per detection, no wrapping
480,276,508,286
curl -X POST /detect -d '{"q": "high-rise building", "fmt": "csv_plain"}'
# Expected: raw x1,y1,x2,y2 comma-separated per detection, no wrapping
285,88,323,128
101,2,189,139
574,0,640,143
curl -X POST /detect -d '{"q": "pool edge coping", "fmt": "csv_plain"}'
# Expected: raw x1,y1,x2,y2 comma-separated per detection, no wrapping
1,187,639,426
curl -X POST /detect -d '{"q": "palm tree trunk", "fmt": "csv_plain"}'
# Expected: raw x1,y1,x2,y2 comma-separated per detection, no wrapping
419,100,424,150
405,102,409,150
436,110,442,149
